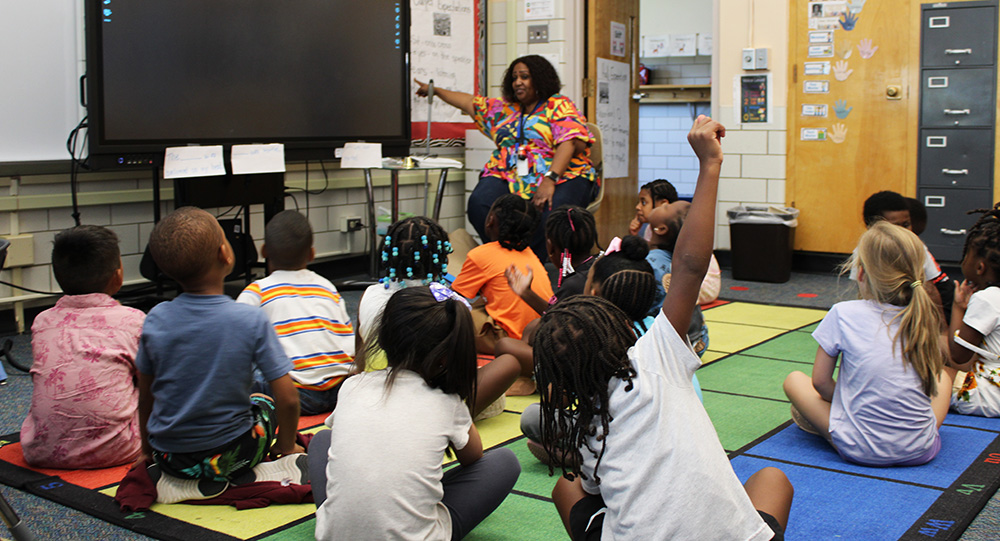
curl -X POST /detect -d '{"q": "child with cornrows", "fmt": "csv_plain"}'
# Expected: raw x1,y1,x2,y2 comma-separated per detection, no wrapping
784,220,951,466
949,203,1000,417
357,216,521,416
533,116,792,539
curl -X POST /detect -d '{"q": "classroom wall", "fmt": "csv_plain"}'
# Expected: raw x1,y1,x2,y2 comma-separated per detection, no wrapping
639,0,711,37
712,0,789,250
0,168,466,310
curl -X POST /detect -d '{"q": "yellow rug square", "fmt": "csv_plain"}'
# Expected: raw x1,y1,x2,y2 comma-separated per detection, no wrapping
704,302,826,331
704,321,785,353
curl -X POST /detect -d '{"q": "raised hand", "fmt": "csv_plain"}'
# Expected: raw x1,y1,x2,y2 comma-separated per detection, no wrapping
830,123,848,144
857,38,878,59
840,12,858,31
687,115,725,165
505,264,534,298
954,279,976,311
834,99,853,119
838,39,853,59
833,60,853,82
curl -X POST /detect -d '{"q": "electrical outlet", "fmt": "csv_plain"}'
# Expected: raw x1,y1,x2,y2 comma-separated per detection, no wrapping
340,216,363,233
528,24,549,44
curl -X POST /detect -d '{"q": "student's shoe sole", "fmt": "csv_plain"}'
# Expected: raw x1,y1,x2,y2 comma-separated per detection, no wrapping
234,453,310,486
148,464,228,504
790,404,821,435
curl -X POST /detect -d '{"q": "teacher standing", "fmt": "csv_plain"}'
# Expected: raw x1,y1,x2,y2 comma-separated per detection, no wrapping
415,55,597,264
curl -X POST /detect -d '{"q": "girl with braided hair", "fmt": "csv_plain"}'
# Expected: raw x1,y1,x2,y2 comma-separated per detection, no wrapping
784,220,951,465
948,203,1000,416
452,193,553,354
537,116,792,540
356,216,521,417
311,287,521,540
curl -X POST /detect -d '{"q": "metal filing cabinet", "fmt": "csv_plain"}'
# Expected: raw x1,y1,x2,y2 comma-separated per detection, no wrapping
918,1,998,262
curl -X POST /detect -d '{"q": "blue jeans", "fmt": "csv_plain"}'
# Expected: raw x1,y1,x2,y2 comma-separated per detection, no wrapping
251,369,342,416
467,175,597,264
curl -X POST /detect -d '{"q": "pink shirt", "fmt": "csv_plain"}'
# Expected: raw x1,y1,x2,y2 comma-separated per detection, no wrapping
21,294,145,469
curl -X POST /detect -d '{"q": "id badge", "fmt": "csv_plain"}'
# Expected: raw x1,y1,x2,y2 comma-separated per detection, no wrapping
517,156,529,177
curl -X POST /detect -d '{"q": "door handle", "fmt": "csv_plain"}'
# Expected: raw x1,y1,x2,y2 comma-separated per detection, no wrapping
941,228,968,235
941,169,969,175
945,48,973,55
943,109,971,115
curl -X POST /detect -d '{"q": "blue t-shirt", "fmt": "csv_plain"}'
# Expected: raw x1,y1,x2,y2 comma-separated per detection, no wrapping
646,248,673,316
137,293,292,453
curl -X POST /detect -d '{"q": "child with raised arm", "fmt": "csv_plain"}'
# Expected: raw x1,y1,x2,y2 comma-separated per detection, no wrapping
237,210,354,415
309,286,520,540
784,220,951,466
20,226,145,469
137,207,303,500
948,204,1000,417
534,116,793,540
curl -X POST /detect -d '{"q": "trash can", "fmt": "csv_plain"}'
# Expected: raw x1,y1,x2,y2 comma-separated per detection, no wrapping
727,205,799,283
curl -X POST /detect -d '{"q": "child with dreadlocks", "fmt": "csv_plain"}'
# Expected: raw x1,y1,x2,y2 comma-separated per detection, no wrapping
309,286,520,540
516,234,703,465
452,193,554,354
357,216,522,416
784,220,951,465
948,203,1000,417
534,115,793,540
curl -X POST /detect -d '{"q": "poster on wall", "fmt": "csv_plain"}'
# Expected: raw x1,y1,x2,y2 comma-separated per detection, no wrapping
670,34,697,57
643,34,669,57
739,75,769,124
611,22,627,57
410,0,476,127
596,57,630,178
525,0,554,20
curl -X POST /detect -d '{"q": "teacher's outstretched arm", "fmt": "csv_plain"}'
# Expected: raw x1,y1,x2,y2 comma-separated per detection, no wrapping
414,79,475,117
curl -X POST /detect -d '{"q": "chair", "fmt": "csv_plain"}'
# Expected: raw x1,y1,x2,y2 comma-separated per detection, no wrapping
585,122,605,214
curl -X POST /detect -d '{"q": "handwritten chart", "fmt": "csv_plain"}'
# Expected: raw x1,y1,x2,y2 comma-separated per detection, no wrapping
410,0,475,124
596,58,630,179
163,146,225,179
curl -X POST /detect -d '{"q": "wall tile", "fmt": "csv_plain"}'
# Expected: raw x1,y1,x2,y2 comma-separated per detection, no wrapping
719,178,768,202
741,155,786,180
721,130,768,155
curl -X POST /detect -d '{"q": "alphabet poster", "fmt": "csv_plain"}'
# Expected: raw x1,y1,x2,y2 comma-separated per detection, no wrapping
596,58,630,178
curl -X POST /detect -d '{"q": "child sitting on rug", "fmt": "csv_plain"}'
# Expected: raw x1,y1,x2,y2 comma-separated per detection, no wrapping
20,225,146,469
860,190,952,320
309,286,521,541
629,178,721,304
534,115,793,540
357,216,521,417
948,204,1000,417
237,210,354,416
644,202,710,355
137,207,303,500
451,193,553,354
784,220,951,466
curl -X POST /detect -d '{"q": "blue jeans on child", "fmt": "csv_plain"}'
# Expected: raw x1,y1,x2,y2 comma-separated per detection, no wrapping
251,369,342,416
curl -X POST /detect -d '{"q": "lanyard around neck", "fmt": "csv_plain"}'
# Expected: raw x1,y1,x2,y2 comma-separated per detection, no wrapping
512,100,544,169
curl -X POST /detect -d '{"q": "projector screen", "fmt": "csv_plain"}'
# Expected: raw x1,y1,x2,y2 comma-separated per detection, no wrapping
86,0,411,168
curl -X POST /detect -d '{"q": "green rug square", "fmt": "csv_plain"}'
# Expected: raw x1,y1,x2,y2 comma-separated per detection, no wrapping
697,355,811,401
702,393,791,452
740,330,818,363
466,493,564,540
260,518,315,540
502,439,558,499
798,322,820,333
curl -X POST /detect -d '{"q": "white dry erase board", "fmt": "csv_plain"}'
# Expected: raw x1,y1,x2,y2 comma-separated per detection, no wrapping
0,1,86,164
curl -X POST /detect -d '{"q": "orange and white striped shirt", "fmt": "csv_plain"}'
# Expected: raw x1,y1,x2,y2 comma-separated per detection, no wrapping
237,269,354,390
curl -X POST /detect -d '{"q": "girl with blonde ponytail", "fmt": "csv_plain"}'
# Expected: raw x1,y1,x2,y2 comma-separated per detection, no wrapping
783,221,951,466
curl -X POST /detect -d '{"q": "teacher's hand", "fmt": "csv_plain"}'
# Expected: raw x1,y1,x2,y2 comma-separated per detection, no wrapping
414,78,430,98
533,178,556,211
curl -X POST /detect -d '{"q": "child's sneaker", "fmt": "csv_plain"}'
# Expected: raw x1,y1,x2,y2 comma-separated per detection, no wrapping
233,453,310,486
148,463,228,504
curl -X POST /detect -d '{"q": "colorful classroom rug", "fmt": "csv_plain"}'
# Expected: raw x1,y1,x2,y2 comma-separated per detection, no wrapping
1,300,999,540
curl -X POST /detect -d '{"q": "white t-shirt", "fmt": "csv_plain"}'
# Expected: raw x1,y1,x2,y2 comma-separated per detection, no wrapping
813,300,938,465
952,286,1000,416
315,370,472,541
848,245,942,282
579,312,772,541
357,280,423,344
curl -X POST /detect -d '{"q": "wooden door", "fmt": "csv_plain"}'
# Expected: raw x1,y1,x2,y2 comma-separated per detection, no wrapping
586,0,640,245
787,0,915,253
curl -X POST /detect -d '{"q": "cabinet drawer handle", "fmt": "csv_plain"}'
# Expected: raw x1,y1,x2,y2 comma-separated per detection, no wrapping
943,109,971,115
941,228,968,236
945,48,973,55
942,168,969,175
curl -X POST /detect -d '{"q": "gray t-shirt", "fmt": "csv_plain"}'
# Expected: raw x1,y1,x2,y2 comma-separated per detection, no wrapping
136,293,292,452
316,370,472,540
